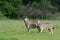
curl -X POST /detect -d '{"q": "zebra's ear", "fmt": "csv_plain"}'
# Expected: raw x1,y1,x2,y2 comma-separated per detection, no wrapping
23,15,28,18
37,20,40,24
23,15,26,18
23,16,25,18
25,16,28,18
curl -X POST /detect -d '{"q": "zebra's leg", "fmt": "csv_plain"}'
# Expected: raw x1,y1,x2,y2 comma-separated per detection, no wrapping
37,27,41,32
41,29,43,33
27,25,30,32
48,29,53,34
50,29,53,34
48,29,51,34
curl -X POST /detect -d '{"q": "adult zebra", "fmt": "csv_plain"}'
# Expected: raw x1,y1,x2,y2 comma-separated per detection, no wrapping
37,20,54,34
24,16,40,32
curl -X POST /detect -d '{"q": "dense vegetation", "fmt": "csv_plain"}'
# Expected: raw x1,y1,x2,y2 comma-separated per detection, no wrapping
0,0,60,19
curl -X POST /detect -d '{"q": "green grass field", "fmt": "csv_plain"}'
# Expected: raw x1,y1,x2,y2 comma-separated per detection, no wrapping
0,20,60,40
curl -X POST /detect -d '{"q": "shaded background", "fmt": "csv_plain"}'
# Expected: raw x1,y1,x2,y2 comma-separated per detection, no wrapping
0,0,60,20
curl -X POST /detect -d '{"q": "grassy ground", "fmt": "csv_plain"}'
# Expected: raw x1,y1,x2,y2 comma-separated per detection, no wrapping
0,20,60,40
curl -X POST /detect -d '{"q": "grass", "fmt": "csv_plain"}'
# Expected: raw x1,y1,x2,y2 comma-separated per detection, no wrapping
0,20,60,40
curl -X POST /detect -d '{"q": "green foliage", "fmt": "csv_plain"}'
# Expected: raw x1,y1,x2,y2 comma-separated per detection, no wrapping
0,0,60,19
0,11,7,20
31,1,40,8
0,0,22,19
